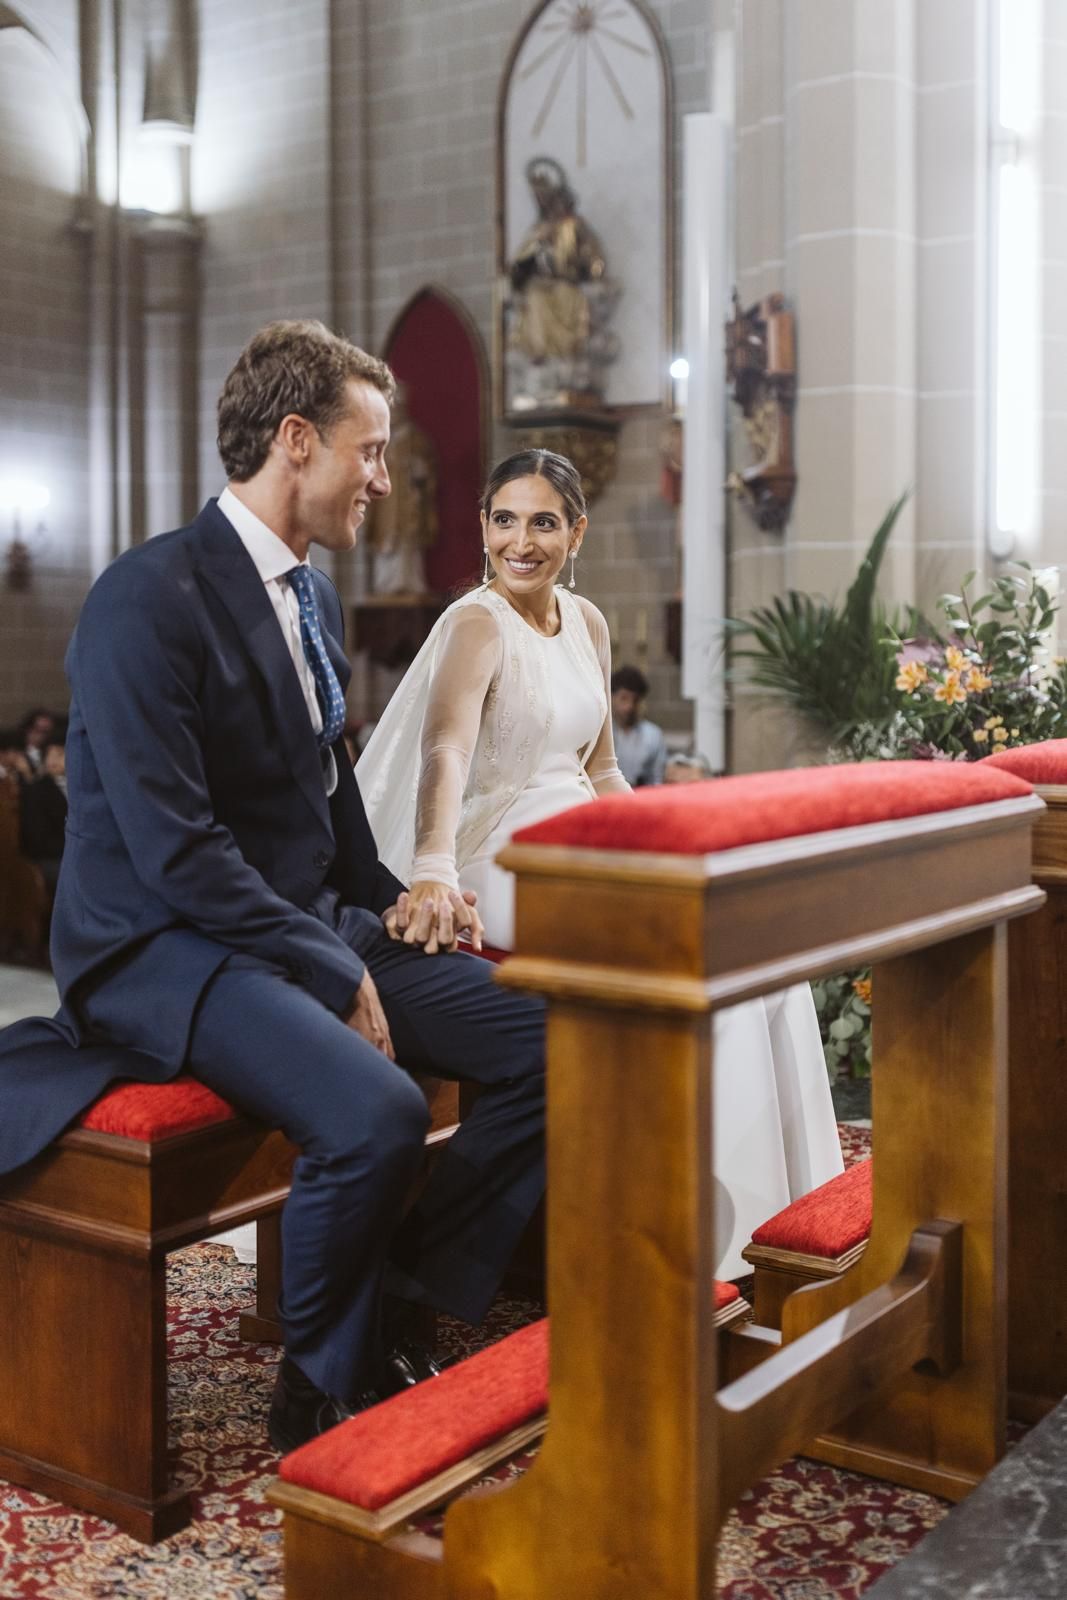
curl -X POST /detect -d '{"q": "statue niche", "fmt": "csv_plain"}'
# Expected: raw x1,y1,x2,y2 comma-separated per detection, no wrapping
364,384,439,597
504,156,620,417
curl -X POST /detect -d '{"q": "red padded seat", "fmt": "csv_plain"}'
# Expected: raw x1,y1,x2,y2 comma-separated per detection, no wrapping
282,1281,745,1512
479,944,511,965
751,1159,873,1258
513,761,1032,855
78,1077,238,1141
984,739,1067,784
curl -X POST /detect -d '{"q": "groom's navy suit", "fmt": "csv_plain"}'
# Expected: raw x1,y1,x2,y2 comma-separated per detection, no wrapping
0,501,545,1396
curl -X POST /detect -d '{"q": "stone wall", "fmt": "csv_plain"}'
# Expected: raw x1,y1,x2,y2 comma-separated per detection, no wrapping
0,11,90,723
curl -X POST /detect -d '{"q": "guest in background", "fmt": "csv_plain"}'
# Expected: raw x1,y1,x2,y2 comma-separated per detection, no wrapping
0,730,32,785
663,751,716,785
21,741,68,893
610,665,667,787
17,708,56,773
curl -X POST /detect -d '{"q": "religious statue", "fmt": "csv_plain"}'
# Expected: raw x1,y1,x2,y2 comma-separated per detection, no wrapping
505,156,620,414
364,384,439,595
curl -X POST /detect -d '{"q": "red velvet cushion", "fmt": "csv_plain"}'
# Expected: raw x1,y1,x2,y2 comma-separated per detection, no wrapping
283,1284,741,1509
79,1077,238,1140
714,1279,741,1311
513,762,1031,855
479,944,511,965
983,739,1067,785
751,1158,873,1257
280,1318,550,1510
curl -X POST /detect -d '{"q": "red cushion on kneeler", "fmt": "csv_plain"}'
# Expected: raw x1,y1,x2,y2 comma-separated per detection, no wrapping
79,1077,238,1140
714,1279,741,1311
280,1318,550,1511
751,1158,873,1257
513,761,1031,856
282,1284,740,1510
984,738,1067,785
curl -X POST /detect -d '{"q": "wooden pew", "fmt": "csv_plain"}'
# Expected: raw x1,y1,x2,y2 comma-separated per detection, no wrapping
269,761,1043,1598
0,1071,459,1542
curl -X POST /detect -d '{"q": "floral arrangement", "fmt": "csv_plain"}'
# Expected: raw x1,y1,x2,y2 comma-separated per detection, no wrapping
811,971,872,1082
836,565,1067,763
730,515,1065,1087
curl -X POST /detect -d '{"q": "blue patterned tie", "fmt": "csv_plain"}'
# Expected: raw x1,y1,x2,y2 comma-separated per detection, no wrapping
286,565,346,750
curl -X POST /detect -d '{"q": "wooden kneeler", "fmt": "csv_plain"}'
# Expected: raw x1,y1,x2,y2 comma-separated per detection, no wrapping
269,762,1043,1599
738,743,1067,1432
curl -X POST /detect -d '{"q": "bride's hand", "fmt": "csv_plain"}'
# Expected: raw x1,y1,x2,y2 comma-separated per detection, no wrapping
389,882,484,956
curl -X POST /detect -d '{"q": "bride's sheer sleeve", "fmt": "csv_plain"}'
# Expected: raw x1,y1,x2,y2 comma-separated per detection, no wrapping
410,603,503,888
576,597,630,795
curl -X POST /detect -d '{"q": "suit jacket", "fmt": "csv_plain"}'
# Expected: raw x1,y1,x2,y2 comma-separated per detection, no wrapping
0,500,405,1172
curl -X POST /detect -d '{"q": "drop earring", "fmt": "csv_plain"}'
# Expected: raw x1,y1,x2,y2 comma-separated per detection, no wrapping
568,550,577,590
482,546,490,584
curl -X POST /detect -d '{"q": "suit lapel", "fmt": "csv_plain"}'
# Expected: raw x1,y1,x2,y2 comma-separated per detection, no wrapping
190,503,332,834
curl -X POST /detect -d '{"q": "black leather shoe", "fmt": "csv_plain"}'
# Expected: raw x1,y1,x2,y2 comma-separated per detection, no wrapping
268,1356,382,1455
379,1337,444,1395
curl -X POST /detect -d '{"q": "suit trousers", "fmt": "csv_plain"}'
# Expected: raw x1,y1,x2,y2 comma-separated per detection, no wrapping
176,905,545,1399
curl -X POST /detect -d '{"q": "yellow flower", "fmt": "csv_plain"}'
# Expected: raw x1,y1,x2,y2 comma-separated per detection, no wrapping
895,661,928,693
966,668,993,692
993,726,1009,742
1010,728,1021,738
934,671,968,705
851,977,872,1005
984,715,1003,730
945,646,966,671
972,728,990,743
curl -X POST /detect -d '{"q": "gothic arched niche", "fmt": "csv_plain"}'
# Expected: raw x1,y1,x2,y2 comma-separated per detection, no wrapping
497,0,672,416
381,287,489,596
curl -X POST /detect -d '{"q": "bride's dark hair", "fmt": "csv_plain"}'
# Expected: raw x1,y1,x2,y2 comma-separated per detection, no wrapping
479,448,586,527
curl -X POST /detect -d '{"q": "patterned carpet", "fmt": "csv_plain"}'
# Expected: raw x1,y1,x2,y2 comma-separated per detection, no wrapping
0,1122,949,1600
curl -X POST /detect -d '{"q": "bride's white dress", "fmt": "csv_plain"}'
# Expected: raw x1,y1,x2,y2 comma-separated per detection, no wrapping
357,586,843,1279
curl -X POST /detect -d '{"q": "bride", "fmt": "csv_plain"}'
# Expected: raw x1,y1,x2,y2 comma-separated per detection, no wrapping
357,448,842,1275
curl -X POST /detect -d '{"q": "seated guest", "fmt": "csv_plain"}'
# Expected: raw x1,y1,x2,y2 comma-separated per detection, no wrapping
20,740,68,893
610,665,667,787
0,729,32,785
663,751,716,784
0,318,547,1453
16,708,56,773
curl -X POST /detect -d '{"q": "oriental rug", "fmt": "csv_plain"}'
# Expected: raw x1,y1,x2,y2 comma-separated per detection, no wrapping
0,1122,949,1600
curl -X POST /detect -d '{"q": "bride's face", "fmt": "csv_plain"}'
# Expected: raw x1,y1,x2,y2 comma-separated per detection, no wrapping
482,474,585,601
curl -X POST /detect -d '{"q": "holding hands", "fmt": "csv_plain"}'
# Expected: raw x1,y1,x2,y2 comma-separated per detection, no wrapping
383,883,484,956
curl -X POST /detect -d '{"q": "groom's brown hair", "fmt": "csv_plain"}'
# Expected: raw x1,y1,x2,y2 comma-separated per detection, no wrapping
217,319,396,482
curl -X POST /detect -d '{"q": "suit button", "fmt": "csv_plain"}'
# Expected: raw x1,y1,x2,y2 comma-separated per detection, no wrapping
313,849,330,869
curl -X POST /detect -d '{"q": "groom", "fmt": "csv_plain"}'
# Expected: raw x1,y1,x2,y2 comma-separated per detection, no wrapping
0,319,546,1451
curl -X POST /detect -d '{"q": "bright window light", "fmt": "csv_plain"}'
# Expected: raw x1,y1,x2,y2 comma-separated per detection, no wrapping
669,358,690,381
994,163,1039,544
989,0,1041,559
0,479,50,515
122,138,183,215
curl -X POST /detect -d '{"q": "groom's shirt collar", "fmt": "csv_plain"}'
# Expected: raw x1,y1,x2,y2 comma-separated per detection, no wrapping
217,485,308,582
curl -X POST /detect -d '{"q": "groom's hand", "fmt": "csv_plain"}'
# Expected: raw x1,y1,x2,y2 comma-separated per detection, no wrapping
344,969,395,1060
384,883,484,956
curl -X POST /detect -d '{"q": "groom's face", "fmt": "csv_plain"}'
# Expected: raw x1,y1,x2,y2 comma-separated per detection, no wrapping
302,379,391,553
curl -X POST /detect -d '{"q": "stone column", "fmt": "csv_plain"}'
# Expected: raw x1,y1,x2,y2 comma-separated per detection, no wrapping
783,0,918,607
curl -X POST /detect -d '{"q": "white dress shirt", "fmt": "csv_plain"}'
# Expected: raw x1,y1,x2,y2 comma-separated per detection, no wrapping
217,486,338,794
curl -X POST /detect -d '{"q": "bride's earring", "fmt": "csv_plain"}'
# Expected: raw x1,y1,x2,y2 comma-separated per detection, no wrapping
568,549,577,590
482,546,490,584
